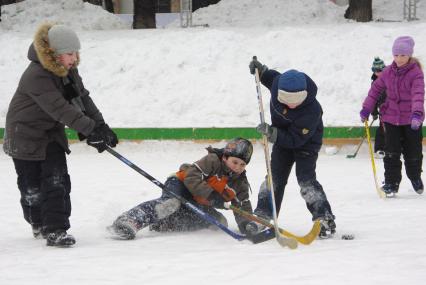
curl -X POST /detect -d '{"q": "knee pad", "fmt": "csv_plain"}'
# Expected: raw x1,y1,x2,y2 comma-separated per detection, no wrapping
154,198,181,219
299,180,326,204
385,152,400,159
22,186,42,206
42,174,70,190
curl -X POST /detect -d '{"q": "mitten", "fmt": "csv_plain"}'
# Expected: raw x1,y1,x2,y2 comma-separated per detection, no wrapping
411,114,422,130
256,122,277,143
249,57,268,77
359,108,370,122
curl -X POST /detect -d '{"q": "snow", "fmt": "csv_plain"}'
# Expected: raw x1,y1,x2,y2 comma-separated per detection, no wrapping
0,0,129,31
1,0,426,127
1,141,426,285
1,1,426,284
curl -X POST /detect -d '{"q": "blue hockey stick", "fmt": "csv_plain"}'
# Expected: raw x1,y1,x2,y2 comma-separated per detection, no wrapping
105,147,248,241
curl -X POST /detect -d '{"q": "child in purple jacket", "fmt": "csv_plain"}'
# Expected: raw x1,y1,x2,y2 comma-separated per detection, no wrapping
360,36,425,196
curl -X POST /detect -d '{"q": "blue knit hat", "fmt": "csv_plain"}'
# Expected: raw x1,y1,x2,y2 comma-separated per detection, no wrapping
277,70,307,106
278,70,307,92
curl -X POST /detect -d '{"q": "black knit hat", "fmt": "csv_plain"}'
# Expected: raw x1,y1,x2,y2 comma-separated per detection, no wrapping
371,57,385,72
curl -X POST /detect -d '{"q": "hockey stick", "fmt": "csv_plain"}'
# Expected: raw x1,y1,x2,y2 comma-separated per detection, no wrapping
253,56,298,249
346,119,376,158
229,205,321,245
105,147,248,241
364,120,386,198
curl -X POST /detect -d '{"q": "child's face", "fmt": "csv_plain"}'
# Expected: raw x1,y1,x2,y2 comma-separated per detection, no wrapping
57,52,78,70
287,103,301,109
393,55,410,67
223,156,247,175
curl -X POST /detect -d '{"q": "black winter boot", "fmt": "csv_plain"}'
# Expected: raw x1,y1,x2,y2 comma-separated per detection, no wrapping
381,182,399,197
46,230,76,247
411,178,424,194
108,219,139,240
318,214,336,239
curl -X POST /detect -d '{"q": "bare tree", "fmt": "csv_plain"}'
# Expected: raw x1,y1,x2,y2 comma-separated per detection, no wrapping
104,0,114,13
83,0,103,6
344,0,372,22
133,0,156,29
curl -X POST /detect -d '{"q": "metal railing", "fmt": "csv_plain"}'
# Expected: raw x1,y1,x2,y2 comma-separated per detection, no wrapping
403,0,419,21
180,0,192,27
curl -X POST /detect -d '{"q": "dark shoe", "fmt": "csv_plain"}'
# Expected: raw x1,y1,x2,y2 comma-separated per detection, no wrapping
31,224,43,239
46,230,76,247
381,182,399,196
411,178,424,194
108,219,138,240
318,214,336,239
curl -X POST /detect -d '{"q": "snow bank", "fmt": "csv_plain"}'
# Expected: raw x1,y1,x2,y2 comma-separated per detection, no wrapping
0,0,425,128
169,0,425,28
0,0,130,32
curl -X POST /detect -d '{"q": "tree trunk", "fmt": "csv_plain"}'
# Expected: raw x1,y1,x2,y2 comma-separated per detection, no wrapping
104,0,114,13
133,0,156,29
84,0,103,6
344,0,372,22
192,0,220,11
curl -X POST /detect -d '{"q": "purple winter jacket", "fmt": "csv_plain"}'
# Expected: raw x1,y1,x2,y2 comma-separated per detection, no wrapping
363,60,425,126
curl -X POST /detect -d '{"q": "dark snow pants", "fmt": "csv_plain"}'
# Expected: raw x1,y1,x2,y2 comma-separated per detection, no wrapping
13,142,71,233
255,144,334,221
115,176,226,233
374,121,386,153
383,123,423,184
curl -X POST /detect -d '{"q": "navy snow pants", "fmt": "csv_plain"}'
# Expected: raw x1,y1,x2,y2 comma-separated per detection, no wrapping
255,144,334,221
13,142,71,233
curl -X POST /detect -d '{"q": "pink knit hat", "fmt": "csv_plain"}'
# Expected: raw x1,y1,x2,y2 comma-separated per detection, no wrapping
392,36,415,56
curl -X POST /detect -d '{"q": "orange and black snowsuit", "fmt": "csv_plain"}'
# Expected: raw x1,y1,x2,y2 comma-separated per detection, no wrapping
113,147,254,234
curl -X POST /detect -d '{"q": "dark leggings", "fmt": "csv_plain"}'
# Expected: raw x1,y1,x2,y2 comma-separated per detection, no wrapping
383,123,423,184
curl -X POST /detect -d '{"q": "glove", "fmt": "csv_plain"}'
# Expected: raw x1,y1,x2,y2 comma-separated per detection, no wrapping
222,185,237,202
256,122,277,143
359,108,370,122
249,57,268,77
411,114,422,130
208,191,227,209
86,127,107,153
244,221,264,236
99,124,119,147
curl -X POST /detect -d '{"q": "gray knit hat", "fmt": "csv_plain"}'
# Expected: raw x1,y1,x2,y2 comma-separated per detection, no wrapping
48,25,80,55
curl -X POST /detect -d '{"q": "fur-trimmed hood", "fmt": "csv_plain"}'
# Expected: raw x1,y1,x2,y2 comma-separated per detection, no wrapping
31,23,79,77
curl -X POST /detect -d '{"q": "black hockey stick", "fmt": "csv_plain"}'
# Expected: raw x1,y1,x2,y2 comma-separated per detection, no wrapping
346,119,376,158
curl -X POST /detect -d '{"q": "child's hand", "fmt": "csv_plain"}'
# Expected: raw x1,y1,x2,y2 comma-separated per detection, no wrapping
411,118,422,130
256,122,277,143
208,191,226,209
359,108,370,122
222,185,237,202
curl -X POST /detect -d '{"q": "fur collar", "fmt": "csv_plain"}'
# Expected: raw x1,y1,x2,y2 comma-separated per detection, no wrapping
33,23,79,77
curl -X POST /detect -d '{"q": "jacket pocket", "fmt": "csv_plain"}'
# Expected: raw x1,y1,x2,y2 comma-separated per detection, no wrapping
13,123,46,156
15,123,46,139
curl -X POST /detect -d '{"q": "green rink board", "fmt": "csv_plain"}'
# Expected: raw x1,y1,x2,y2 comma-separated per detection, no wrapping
0,127,398,140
